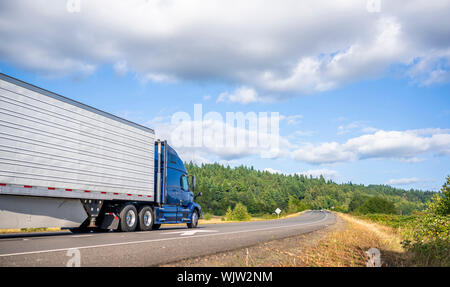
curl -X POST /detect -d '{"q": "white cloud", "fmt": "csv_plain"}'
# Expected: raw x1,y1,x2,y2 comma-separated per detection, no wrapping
386,177,421,186
407,48,450,86
293,142,357,164
217,86,260,104
1,1,449,95
144,113,449,165
337,121,377,135
399,157,425,163
281,114,303,125
253,17,406,94
141,73,176,83
145,114,293,162
361,127,379,133
292,129,450,164
408,128,450,136
145,112,449,169
114,60,128,76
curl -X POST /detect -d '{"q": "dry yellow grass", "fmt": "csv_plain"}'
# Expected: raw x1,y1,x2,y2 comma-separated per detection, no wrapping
293,213,407,267
164,212,410,267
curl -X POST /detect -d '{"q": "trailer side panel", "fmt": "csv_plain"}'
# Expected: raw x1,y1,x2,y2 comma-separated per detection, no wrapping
0,75,155,199
0,195,87,229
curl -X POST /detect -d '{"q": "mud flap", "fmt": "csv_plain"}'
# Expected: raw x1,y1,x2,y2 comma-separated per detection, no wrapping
100,213,119,230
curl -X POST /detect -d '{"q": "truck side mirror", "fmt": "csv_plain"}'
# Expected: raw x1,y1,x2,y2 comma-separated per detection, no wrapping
189,175,196,192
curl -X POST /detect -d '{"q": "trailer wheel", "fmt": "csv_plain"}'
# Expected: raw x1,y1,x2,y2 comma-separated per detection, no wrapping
119,204,138,232
152,224,161,230
187,210,199,228
137,206,154,231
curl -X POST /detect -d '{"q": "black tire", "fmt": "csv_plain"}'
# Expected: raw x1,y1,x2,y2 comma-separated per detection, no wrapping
137,206,154,231
152,224,161,230
187,210,199,228
118,204,138,232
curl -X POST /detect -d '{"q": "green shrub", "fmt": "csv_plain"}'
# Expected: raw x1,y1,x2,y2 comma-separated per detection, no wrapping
225,207,233,221
401,176,450,266
225,203,251,221
232,202,252,221
401,214,450,266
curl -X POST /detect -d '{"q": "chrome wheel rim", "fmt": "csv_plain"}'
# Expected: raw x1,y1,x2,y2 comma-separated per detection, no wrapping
192,212,198,226
143,210,152,226
126,210,136,227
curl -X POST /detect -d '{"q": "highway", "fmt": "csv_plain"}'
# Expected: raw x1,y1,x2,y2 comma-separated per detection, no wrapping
0,210,335,266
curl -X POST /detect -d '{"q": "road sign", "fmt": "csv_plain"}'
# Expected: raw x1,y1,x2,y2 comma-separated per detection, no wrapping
275,208,281,215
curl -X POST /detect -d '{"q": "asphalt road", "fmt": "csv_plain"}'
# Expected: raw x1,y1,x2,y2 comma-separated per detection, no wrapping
0,210,335,266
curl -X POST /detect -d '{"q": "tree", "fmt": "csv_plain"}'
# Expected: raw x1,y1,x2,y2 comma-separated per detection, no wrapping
427,176,450,216
349,194,370,212
356,197,397,214
185,162,433,216
287,196,298,214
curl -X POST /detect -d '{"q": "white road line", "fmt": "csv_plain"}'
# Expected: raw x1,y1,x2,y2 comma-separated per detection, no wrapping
71,235,94,238
165,230,218,236
0,213,330,257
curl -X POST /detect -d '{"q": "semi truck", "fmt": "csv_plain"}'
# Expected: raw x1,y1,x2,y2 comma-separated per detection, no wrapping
0,73,202,232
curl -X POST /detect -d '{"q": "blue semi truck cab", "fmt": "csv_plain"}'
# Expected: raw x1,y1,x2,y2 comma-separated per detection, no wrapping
92,140,203,232
152,140,202,227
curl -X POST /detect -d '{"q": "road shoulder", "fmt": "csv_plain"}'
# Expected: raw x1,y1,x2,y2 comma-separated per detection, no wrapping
162,213,345,267
162,212,408,267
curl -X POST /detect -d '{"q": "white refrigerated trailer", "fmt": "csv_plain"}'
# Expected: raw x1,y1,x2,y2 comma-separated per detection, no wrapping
0,73,158,230
0,73,202,233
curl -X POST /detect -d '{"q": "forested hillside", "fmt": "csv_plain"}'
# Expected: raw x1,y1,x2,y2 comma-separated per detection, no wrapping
186,163,435,216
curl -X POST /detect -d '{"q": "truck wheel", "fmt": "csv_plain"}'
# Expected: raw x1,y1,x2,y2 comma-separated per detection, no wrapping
137,206,154,231
187,210,199,228
152,224,161,230
119,204,138,232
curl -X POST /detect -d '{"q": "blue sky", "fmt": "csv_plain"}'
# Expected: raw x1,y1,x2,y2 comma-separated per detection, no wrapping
0,1,449,191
